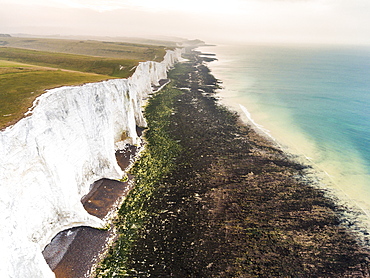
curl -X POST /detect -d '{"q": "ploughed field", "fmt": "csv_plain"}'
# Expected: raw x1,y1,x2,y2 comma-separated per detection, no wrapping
96,51,370,277
0,37,166,129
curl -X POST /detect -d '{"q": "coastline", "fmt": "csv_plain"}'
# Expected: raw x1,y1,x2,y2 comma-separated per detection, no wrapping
199,44,370,240
0,48,182,277
42,72,173,278
42,86,168,277
236,100,370,246
94,49,370,276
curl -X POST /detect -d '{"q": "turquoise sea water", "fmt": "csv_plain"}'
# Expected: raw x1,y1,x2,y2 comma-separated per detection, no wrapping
201,44,370,221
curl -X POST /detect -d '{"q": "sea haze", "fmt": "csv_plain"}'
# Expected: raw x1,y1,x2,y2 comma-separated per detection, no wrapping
202,43,370,222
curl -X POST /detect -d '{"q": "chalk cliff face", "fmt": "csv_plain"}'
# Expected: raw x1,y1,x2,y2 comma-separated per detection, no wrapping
0,49,182,277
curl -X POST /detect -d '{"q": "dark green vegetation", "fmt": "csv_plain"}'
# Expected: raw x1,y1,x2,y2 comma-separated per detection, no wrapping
95,84,182,277
0,37,167,129
94,52,370,277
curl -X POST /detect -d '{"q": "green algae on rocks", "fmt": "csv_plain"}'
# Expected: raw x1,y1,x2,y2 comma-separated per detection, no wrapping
94,83,182,277
95,52,370,277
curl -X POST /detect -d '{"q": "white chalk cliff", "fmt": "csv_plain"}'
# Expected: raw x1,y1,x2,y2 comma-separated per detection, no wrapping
0,49,182,277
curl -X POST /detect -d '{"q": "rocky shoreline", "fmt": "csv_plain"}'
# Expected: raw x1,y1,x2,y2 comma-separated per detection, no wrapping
100,50,370,276
47,49,370,277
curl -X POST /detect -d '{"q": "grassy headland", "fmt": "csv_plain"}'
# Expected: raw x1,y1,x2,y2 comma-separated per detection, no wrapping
94,51,370,277
0,59,112,128
0,37,167,61
0,47,139,77
0,37,167,129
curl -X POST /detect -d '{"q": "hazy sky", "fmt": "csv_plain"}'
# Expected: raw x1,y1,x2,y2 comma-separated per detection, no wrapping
1,0,370,44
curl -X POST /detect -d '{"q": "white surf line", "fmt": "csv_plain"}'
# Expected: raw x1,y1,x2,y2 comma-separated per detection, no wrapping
239,104,370,226
239,104,283,149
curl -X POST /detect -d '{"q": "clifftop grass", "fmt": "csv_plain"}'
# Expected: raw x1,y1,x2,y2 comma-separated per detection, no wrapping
0,47,139,78
0,37,168,129
0,61,112,129
0,37,167,61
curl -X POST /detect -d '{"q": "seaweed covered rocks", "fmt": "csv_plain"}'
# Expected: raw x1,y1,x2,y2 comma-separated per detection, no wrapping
96,50,370,277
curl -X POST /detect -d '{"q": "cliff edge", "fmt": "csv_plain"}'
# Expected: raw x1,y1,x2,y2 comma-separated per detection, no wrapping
0,48,182,277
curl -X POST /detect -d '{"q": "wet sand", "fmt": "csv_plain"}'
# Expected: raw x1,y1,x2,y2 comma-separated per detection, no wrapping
82,178,133,219
43,150,137,278
45,226,110,278
42,81,163,277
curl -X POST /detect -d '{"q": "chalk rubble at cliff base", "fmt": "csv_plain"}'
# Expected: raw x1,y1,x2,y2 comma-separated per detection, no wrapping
0,49,183,278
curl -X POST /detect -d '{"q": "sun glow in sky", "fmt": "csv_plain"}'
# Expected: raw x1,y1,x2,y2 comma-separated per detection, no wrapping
1,0,370,44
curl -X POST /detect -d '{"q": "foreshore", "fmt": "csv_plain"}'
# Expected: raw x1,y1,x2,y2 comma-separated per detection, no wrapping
43,153,138,277
43,178,131,277
46,49,370,277
94,50,370,276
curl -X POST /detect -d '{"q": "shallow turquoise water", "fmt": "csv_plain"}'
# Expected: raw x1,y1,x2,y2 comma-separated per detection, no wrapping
202,44,370,217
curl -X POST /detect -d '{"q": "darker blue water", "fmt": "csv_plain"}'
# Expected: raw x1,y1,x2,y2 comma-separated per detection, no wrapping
203,44,370,198
244,45,370,169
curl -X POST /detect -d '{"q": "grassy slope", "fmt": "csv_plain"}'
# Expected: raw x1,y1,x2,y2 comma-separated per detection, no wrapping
0,37,167,129
0,47,139,77
0,37,167,61
0,60,112,128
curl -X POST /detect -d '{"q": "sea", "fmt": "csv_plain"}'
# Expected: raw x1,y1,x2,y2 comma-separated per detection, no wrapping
200,43,370,228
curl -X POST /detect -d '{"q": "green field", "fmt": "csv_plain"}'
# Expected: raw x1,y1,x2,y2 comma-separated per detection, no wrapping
0,59,113,128
0,37,167,61
0,37,168,129
0,47,139,78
